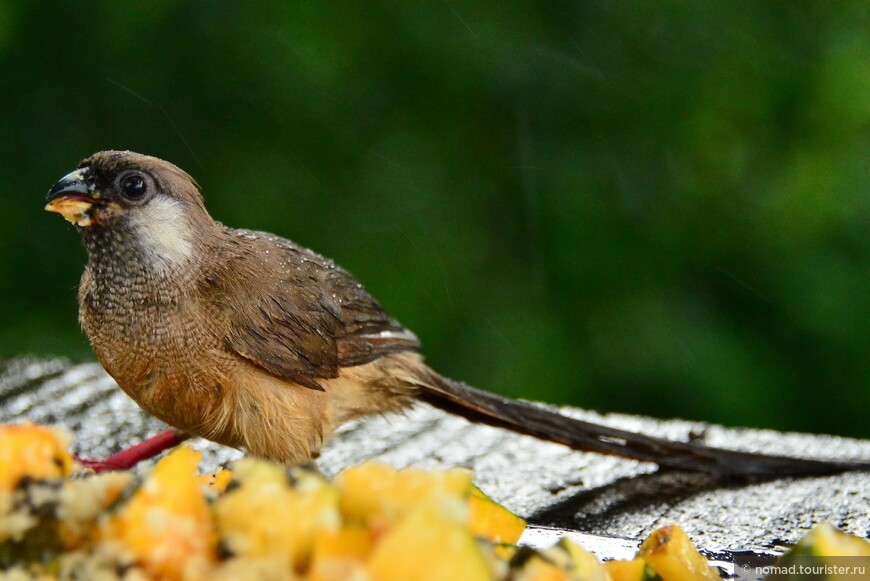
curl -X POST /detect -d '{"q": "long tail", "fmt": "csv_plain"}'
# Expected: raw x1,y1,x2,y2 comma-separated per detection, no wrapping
416,372,870,477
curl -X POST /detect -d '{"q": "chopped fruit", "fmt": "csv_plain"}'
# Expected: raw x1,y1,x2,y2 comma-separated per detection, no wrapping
367,497,490,581
103,446,215,581
213,459,340,571
605,558,659,581
58,471,133,548
550,538,612,581
511,540,612,581
469,485,527,544
308,525,373,581
2,422,858,581
637,525,719,581
200,466,234,493
0,424,73,493
774,523,870,579
44,197,93,226
789,522,870,558
510,546,573,581
336,461,472,527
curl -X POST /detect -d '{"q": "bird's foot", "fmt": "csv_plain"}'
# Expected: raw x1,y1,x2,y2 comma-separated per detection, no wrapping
75,429,191,472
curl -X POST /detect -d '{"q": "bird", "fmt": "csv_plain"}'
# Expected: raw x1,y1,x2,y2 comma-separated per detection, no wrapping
44,151,869,477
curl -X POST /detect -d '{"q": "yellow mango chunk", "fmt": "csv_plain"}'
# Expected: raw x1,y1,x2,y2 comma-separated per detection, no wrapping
0,424,73,492
774,523,870,581
800,523,870,557
103,446,215,581
336,462,472,528
469,485,527,544
199,466,234,493
309,525,373,581
638,525,718,581
512,551,572,581
553,538,611,581
213,459,339,572
368,497,490,581
605,558,655,581
512,540,612,581
209,557,298,581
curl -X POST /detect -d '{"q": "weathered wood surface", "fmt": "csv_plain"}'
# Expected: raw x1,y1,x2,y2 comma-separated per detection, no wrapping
1,356,868,560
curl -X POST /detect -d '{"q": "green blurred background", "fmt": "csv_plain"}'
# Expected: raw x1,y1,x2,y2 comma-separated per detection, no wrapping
1,2,868,437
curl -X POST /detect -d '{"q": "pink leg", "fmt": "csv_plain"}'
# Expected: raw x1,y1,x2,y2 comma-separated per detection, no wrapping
76,429,191,472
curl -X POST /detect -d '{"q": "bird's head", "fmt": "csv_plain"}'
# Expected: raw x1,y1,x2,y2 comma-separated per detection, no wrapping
45,150,207,228
46,151,215,268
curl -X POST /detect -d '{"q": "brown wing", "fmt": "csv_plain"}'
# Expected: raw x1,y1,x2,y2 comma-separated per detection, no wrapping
206,229,420,390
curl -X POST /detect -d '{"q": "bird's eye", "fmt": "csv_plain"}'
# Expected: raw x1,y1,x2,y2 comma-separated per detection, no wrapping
120,173,148,200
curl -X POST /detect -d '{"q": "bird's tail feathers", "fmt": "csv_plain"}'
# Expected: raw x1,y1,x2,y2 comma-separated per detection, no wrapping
417,373,869,478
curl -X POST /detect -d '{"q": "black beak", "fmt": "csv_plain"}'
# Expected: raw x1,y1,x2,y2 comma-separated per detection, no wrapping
46,168,93,202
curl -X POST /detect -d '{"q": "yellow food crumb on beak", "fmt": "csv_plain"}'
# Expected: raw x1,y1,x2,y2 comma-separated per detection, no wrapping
45,197,94,227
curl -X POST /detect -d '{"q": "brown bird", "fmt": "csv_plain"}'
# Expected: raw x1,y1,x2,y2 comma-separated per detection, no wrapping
45,151,868,477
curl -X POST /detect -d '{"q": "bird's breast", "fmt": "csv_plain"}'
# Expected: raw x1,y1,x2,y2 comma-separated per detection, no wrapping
78,267,223,401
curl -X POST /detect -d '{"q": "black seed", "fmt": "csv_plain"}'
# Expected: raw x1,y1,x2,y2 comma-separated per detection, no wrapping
216,539,236,560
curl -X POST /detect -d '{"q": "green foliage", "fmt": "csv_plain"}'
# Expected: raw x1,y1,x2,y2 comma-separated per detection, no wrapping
1,1,868,436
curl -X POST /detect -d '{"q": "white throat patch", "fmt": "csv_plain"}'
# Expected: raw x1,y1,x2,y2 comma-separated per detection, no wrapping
127,197,194,269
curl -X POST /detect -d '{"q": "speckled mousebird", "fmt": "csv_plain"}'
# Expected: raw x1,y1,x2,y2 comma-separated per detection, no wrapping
44,151,869,476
